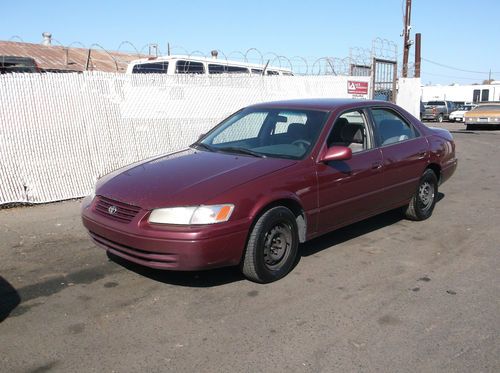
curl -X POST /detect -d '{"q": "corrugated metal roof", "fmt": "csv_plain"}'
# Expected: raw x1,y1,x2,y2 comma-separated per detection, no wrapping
0,41,144,73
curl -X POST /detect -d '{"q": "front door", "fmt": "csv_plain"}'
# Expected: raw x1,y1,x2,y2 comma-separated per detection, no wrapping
316,109,385,233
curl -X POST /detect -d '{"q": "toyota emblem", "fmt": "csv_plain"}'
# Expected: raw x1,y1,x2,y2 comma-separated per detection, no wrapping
108,205,118,215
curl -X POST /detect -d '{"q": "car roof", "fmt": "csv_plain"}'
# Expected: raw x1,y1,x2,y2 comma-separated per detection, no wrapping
248,98,388,111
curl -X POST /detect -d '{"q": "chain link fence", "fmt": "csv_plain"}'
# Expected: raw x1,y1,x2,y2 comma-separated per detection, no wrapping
0,72,371,205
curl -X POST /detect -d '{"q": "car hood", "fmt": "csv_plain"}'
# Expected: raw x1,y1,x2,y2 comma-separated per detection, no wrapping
450,110,466,115
97,148,296,209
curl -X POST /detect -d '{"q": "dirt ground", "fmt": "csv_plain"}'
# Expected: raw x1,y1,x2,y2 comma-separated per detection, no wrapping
1,122,499,372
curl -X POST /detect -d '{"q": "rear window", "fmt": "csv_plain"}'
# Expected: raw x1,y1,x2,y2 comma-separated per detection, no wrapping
176,60,205,74
426,101,445,106
474,105,500,112
132,62,169,74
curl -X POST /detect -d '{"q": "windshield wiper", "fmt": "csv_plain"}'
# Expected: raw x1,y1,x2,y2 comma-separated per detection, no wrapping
190,142,215,152
218,146,266,158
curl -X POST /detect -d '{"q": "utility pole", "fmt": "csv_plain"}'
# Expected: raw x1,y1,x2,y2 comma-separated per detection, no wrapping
402,0,412,78
414,33,421,78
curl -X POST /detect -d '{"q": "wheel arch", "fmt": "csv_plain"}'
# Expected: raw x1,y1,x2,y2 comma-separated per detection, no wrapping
250,197,307,243
426,163,442,183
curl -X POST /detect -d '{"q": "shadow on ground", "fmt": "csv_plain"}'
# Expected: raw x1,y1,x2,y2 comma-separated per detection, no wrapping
0,276,20,322
107,252,245,287
108,195,446,286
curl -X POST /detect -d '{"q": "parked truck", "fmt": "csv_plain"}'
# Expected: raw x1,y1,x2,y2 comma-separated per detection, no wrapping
422,101,455,122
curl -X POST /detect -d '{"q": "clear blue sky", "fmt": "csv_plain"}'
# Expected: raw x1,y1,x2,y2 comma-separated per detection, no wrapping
1,0,499,85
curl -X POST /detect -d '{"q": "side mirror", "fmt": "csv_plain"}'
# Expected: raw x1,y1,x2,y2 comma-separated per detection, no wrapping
198,133,205,141
319,146,352,163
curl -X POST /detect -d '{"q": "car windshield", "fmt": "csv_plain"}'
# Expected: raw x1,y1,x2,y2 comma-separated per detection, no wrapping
459,105,474,111
195,108,329,160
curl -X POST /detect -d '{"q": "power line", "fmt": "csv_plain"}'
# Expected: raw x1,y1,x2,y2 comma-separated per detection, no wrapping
423,71,486,82
421,57,499,74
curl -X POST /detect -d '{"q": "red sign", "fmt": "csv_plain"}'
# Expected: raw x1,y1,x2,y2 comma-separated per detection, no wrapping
347,81,369,95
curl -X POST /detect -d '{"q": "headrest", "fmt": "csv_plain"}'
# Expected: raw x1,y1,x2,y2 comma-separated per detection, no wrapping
287,122,307,137
341,124,364,144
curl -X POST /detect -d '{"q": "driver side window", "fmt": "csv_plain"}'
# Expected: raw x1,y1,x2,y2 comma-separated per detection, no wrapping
327,110,371,153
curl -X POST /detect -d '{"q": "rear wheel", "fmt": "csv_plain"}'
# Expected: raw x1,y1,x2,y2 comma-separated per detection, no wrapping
437,114,443,123
404,169,438,221
241,206,299,283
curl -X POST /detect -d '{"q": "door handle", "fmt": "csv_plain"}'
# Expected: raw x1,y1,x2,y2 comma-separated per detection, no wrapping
372,162,382,170
417,150,427,159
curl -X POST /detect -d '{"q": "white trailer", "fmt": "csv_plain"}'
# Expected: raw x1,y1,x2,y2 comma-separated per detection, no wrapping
421,82,500,104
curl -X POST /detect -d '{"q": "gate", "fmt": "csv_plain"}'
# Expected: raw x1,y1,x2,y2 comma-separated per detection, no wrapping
371,58,397,103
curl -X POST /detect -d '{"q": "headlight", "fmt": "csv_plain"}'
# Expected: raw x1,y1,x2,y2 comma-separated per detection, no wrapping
149,204,235,225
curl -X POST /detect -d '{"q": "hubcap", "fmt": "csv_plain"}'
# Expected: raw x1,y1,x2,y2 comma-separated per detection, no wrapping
263,223,292,270
418,181,435,212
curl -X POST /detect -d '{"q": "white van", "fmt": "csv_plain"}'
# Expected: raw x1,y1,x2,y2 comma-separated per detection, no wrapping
126,54,293,76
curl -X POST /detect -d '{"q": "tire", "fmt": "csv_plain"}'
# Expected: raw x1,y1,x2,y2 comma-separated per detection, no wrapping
466,124,473,131
404,169,438,221
437,114,443,123
241,206,299,283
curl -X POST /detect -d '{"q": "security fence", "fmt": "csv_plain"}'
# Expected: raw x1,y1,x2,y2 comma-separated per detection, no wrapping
0,72,371,204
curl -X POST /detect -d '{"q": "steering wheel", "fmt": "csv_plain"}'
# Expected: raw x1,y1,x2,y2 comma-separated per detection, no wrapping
291,139,311,148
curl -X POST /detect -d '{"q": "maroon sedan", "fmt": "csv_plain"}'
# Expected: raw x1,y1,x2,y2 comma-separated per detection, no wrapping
82,99,457,283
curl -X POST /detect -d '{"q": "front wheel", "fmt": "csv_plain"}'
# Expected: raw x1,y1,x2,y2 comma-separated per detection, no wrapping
241,206,299,283
404,169,438,221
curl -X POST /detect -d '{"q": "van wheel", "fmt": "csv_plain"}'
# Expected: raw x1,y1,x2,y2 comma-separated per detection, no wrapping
404,169,438,221
241,207,299,283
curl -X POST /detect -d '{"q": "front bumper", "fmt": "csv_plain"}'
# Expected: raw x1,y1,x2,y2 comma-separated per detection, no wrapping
81,196,250,271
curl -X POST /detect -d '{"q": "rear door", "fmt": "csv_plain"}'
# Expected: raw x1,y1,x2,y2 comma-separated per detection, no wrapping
369,107,429,207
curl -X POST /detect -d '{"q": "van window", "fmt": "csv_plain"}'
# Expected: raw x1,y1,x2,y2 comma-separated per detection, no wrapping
176,60,205,74
267,70,279,75
208,64,250,74
208,64,226,74
226,65,249,74
251,69,263,75
132,62,169,74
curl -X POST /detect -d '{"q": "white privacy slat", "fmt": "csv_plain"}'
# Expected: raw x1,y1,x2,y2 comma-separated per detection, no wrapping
0,72,370,204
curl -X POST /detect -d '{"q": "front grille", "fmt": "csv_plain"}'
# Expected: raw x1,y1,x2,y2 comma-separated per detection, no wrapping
94,196,141,223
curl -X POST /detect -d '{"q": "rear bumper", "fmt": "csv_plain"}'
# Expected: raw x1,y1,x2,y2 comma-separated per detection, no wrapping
81,196,250,271
440,158,457,185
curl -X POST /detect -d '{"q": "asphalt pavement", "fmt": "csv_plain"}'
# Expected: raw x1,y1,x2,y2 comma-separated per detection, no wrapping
1,122,499,372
